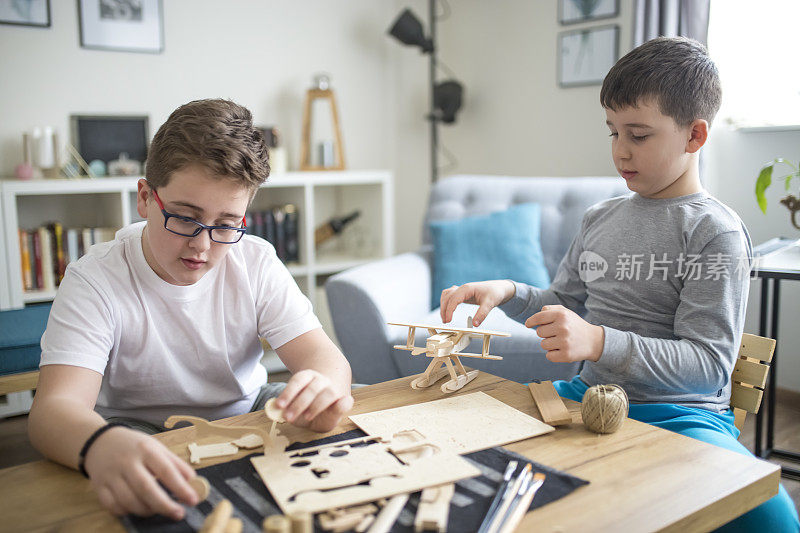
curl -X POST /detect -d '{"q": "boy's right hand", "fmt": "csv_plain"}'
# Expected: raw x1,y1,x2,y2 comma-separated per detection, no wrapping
439,280,516,326
83,426,199,520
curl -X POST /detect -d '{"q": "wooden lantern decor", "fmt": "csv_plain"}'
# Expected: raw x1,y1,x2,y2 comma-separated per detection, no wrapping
300,74,346,171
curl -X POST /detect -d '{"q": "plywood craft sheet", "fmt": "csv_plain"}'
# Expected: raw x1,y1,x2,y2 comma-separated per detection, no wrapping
251,431,480,515
349,391,554,454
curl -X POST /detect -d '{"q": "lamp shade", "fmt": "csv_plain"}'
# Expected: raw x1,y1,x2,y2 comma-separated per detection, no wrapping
433,80,464,124
388,9,433,53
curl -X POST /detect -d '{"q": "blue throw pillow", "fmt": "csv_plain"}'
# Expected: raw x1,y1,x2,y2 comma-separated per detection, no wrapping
429,203,550,309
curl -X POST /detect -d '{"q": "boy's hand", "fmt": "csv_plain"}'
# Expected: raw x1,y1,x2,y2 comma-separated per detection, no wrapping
277,369,354,433
525,305,605,363
440,280,516,326
83,426,199,520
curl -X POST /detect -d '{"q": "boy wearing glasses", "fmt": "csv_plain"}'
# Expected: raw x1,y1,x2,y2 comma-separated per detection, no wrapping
28,99,353,520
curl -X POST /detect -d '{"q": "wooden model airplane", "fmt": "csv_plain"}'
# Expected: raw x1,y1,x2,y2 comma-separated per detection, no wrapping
388,317,510,393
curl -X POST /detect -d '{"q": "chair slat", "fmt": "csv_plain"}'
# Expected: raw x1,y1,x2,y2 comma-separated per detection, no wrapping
732,357,770,389
730,383,763,414
738,334,776,363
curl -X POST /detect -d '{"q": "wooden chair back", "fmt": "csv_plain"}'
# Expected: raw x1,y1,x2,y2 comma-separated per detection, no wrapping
730,333,776,431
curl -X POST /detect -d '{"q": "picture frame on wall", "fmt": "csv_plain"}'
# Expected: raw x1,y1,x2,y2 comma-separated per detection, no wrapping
78,0,163,53
0,0,50,28
558,25,619,88
559,0,618,25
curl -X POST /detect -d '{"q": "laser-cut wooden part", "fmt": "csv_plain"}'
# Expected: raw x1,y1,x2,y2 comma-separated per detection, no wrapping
319,503,378,532
189,475,211,501
232,433,264,449
188,442,239,464
350,391,553,455
265,398,287,440
287,511,313,533
390,318,510,393
262,514,291,533
250,430,480,515
164,415,271,449
528,380,572,426
199,498,233,533
225,518,242,533
368,494,409,533
414,483,455,532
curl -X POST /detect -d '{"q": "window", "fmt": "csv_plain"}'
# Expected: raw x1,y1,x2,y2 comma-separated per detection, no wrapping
708,0,800,129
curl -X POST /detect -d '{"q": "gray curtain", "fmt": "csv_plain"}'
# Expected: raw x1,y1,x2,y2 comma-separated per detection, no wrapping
633,0,711,45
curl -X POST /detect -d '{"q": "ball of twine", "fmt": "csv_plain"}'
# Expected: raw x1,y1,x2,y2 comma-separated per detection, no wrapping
581,384,628,434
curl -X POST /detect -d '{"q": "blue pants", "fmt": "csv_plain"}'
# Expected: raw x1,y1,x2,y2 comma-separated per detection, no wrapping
554,376,799,532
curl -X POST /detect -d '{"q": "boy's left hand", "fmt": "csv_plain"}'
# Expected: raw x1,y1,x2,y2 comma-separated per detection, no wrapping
276,370,354,433
525,305,605,363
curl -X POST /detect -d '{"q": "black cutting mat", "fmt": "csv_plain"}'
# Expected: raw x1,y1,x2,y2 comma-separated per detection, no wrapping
123,429,588,533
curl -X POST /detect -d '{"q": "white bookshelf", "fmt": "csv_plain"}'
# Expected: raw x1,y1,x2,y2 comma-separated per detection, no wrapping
1,170,394,317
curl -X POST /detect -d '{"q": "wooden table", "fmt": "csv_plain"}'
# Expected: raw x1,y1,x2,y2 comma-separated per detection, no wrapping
0,373,780,532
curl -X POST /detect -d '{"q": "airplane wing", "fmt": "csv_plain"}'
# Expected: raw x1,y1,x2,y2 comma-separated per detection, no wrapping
386,321,510,337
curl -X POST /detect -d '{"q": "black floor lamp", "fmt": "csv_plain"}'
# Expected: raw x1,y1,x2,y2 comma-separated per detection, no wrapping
388,2,463,183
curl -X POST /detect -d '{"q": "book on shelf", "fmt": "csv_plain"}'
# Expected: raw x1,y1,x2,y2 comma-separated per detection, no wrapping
18,229,33,291
17,224,119,293
246,204,299,263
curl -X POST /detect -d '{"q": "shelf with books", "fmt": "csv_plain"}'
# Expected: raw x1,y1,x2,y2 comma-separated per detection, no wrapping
1,170,394,311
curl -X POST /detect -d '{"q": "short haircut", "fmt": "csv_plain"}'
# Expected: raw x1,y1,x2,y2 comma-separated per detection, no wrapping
145,99,269,193
600,36,721,126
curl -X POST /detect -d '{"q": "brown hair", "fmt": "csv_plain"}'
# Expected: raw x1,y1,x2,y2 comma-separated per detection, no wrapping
145,99,269,192
600,36,721,126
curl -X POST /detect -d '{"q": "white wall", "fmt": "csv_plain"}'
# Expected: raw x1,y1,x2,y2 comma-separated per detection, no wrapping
706,129,800,392
436,0,631,178
0,0,397,177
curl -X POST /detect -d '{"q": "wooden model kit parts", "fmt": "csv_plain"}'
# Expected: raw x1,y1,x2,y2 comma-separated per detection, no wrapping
189,442,239,464
528,380,572,426
350,391,553,455
164,414,270,452
262,514,291,533
414,483,455,533
265,397,287,439
189,476,211,501
319,503,379,532
199,499,242,533
251,429,480,514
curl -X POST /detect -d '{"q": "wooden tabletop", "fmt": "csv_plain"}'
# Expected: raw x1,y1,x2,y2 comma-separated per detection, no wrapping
0,373,780,532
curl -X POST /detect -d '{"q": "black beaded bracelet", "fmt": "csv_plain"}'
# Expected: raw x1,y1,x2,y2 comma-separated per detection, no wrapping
78,423,125,478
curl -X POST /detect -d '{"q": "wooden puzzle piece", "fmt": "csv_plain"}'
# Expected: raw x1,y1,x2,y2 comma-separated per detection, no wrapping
414,483,455,532
188,442,239,464
528,380,572,426
251,430,480,514
189,476,211,501
164,414,271,449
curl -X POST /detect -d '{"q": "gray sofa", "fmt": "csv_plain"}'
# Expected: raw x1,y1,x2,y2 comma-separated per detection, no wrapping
326,175,630,384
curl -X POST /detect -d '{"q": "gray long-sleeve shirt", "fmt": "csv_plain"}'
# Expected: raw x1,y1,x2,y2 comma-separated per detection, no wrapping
499,190,752,412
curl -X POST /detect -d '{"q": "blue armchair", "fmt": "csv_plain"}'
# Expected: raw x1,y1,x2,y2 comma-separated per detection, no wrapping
326,175,629,384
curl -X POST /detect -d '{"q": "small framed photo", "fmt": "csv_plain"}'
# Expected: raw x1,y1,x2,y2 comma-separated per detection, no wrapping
559,0,618,25
0,0,50,28
78,0,163,53
558,25,619,88
70,115,149,167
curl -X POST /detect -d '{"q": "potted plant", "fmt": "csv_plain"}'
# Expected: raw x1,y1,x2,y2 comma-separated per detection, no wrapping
755,158,800,230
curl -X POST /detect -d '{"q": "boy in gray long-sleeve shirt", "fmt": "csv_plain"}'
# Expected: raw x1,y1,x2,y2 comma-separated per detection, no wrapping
441,37,798,530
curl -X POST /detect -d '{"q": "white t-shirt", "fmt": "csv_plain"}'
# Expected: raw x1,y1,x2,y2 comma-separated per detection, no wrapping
40,222,321,425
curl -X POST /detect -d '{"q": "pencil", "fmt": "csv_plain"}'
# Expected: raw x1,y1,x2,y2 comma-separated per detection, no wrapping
477,460,519,533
